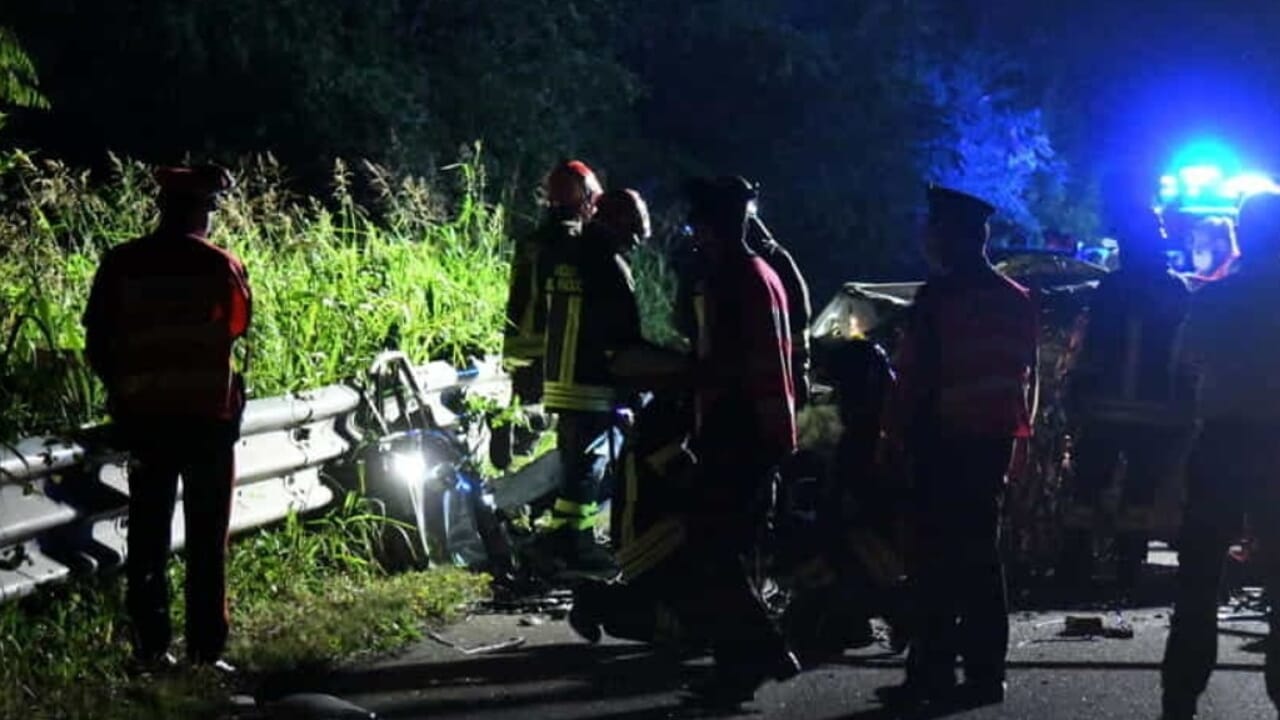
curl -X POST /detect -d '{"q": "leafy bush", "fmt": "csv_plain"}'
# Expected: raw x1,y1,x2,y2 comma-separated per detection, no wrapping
0,147,686,717
0,149,511,439
0,492,489,720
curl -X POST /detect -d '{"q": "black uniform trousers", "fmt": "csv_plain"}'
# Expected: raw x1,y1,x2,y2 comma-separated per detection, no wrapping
1162,422,1280,709
121,417,238,662
689,453,791,683
907,434,1013,690
1063,422,1187,588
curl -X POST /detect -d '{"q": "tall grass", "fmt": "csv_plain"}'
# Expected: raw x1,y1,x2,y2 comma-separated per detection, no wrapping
0,491,489,720
0,148,683,718
0,150,510,440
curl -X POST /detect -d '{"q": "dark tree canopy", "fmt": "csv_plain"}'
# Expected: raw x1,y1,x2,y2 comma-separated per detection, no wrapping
17,1,1279,293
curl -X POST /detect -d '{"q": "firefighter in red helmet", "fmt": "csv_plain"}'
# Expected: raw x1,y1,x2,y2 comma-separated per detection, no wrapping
539,187,649,576
879,186,1038,710
494,160,603,469
83,164,251,673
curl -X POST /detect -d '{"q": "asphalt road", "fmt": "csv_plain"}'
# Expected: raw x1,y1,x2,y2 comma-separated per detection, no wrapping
260,578,1277,720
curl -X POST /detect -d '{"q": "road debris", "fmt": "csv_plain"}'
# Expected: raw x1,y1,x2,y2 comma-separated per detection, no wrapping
427,630,527,655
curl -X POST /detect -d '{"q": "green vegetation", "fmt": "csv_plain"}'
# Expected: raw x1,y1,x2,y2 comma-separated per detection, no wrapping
0,149,681,719
0,149,511,439
1,1,1106,297
0,25,47,130
0,493,489,720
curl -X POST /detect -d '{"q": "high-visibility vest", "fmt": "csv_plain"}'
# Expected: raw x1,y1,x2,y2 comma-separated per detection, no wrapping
904,268,1037,438
85,232,250,420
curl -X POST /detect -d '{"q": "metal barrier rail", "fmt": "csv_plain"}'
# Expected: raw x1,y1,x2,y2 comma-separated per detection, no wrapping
0,356,510,603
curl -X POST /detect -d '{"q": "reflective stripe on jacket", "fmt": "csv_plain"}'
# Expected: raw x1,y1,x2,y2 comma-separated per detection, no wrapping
542,226,642,413
503,219,579,362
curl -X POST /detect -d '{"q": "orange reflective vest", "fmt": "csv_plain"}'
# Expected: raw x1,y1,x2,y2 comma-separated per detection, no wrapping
84,231,251,420
891,267,1037,439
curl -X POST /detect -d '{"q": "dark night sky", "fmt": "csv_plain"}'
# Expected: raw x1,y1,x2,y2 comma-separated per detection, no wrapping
975,0,1280,178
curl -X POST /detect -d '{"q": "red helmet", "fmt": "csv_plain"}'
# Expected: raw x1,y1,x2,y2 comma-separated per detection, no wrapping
546,159,603,211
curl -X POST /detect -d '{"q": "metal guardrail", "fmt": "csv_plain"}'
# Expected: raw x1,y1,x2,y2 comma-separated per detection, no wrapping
0,356,510,602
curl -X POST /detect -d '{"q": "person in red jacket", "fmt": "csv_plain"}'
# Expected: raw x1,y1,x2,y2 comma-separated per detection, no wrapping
83,165,251,673
879,186,1038,710
681,175,800,706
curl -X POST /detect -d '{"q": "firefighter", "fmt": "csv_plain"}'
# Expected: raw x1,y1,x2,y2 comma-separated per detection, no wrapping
539,187,648,576
1161,191,1280,720
878,186,1038,710
678,175,800,706
568,392,704,649
492,160,602,469
744,195,813,409
1060,181,1194,595
83,165,251,673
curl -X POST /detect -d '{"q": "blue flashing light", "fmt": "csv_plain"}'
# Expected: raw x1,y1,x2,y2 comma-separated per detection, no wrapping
1170,139,1242,177
1223,173,1280,199
1176,204,1242,217
1158,142,1278,216
1179,165,1224,187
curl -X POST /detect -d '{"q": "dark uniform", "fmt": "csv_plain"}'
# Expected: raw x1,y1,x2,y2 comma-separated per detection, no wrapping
83,166,250,666
1061,259,1192,590
747,216,813,409
491,215,583,472
571,393,705,648
503,217,580,400
829,338,896,522
886,187,1037,704
1162,192,1280,719
541,220,642,566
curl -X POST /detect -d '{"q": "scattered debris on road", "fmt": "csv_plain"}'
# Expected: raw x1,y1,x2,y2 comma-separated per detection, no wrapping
427,630,527,655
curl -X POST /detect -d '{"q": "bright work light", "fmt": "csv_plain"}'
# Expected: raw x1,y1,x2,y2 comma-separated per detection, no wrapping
390,449,430,486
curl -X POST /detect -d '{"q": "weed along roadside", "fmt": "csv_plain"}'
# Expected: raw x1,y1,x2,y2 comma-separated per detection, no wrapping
0,497,490,720
0,150,683,720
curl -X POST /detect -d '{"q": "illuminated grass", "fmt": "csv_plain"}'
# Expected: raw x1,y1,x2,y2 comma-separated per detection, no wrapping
0,495,490,720
0,150,509,439
0,147,680,719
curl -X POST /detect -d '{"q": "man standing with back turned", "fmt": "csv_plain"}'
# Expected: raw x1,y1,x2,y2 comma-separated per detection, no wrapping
881,185,1038,710
84,165,251,673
